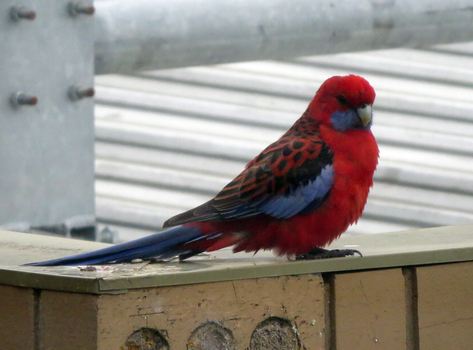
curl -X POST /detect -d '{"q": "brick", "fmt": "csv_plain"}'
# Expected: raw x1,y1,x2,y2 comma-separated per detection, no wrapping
40,290,98,350
334,268,406,350
417,261,473,350
0,285,35,350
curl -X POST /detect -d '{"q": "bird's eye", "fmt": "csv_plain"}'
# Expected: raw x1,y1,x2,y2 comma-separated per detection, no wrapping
337,95,348,106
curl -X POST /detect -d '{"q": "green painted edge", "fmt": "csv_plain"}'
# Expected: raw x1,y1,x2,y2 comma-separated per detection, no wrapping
97,246,473,292
0,269,103,294
1,247,472,294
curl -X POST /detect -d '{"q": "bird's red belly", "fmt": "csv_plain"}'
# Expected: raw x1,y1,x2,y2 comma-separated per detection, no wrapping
236,181,369,256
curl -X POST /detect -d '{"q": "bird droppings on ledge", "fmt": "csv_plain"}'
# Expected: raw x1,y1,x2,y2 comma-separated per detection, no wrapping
78,265,97,271
250,317,301,350
123,327,169,350
187,322,235,350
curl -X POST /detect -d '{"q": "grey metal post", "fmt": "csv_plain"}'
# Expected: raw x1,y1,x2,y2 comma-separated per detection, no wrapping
0,0,95,237
95,0,473,74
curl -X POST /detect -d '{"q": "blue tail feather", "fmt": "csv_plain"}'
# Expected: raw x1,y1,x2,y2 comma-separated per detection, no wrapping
25,225,204,266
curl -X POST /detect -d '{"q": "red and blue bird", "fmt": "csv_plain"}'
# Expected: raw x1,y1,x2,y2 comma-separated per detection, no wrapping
29,75,379,266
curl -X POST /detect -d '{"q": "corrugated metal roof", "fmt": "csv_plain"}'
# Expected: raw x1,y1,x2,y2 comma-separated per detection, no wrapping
94,43,473,243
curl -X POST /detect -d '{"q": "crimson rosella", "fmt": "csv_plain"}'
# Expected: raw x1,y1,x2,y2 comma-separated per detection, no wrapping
28,75,378,266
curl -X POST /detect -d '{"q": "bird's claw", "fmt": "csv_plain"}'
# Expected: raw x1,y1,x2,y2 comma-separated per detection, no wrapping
295,247,363,260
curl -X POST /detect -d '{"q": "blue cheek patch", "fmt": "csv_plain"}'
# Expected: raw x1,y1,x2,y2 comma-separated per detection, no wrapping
258,164,334,219
330,110,359,131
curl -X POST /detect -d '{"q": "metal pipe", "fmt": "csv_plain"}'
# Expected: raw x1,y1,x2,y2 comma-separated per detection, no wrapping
94,0,473,75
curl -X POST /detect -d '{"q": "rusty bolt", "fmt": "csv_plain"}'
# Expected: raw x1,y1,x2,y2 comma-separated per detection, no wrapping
10,6,36,21
68,2,95,16
10,92,38,108
69,86,95,101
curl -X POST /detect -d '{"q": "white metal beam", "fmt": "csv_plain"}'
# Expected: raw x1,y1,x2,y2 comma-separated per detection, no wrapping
95,0,473,74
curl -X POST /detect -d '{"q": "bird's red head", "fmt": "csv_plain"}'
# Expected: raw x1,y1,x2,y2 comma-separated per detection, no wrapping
307,75,376,131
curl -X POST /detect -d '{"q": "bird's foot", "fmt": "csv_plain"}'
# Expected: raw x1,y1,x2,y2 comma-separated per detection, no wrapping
295,247,362,260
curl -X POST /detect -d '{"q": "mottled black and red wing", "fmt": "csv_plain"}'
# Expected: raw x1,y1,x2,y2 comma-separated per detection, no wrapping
163,135,333,228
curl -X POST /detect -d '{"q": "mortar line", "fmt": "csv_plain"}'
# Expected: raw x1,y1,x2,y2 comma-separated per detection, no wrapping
33,289,41,350
323,273,336,350
403,267,420,350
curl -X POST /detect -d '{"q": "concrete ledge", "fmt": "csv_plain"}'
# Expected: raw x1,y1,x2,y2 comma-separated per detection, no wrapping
1,225,473,349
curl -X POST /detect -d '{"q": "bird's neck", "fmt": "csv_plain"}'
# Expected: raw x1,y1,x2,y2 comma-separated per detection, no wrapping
320,123,379,186
285,108,321,138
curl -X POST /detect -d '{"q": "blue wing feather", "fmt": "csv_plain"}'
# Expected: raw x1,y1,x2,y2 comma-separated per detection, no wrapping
257,164,333,218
